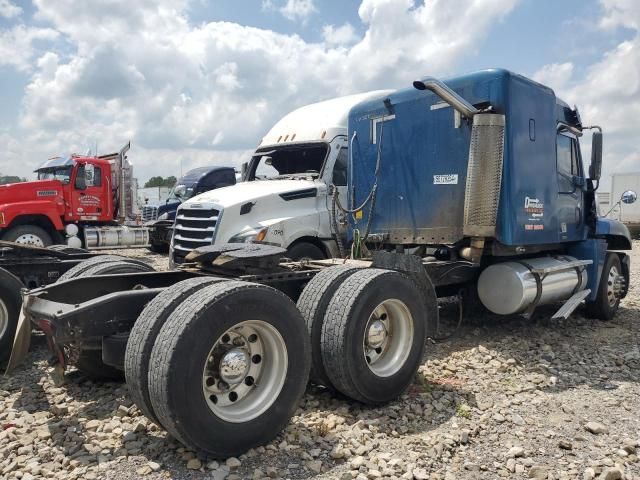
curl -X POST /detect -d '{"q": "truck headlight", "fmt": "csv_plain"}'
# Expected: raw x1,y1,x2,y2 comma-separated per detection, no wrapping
228,227,268,243
157,212,169,221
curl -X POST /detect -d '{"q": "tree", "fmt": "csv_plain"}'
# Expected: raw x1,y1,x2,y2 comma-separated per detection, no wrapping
143,176,177,188
0,175,26,185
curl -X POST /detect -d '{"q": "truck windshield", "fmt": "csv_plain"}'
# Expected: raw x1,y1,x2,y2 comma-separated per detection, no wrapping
248,143,328,181
36,166,73,184
167,184,195,202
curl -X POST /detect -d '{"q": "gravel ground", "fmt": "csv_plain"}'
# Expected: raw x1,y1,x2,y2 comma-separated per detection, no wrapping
1,243,639,480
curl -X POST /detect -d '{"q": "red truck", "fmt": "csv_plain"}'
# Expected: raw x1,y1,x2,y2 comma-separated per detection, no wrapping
0,143,149,249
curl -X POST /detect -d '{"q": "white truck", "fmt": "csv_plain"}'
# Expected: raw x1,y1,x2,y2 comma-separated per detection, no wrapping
606,173,640,234
170,91,392,264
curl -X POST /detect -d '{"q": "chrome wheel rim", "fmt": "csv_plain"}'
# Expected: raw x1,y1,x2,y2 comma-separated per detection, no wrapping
14,233,45,247
363,298,414,377
0,298,8,340
202,320,288,423
607,265,623,307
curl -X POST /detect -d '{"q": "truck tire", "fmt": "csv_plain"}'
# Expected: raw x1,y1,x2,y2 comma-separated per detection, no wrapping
148,281,310,457
286,242,325,261
80,261,155,277
57,255,149,282
2,225,53,248
70,261,156,380
125,276,227,425
75,350,124,381
148,242,169,254
585,253,623,321
296,265,362,388
0,268,24,366
321,269,428,404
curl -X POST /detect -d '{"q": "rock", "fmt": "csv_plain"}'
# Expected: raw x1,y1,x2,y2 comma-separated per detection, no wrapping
558,439,573,450
351,456,366,469
307,460,322,473
148,462,161,472
367,469,382,479
413,468,429,480
583,468,596,480
85,420,101,430
515,464,525,474
460,430,470,444
136,466,152,475
585,422,609,435
226,457,241,470
506,446,525,458
186,458,202,470
115,405,129,417
506,459,516,473
529,466,547,479
599,467,622,480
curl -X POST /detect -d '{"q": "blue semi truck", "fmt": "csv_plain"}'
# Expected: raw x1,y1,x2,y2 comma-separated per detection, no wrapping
8,69,634,458
143,166,236,252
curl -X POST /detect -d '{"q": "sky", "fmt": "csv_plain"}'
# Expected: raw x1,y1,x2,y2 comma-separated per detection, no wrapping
0,0,638,189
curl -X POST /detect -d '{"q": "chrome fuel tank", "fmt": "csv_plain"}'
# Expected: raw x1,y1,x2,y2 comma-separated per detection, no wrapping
477,256,587,315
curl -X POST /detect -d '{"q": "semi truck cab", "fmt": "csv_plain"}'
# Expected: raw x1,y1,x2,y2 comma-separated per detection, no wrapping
170,91,391,264
145,166,237,252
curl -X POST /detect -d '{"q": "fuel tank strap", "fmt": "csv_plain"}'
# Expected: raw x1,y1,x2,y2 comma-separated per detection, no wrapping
515,260,544,319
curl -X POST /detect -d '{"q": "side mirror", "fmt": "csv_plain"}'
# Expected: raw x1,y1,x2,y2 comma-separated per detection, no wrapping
621,190,637,205
174,184,186,198
588,131,603,181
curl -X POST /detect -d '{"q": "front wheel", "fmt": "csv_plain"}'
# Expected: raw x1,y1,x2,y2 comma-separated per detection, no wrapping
585,253,624,321
2,225,52,247
148,281,310,457
286,242,325,261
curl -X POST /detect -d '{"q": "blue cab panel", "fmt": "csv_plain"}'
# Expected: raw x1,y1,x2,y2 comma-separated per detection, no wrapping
347,69,587,247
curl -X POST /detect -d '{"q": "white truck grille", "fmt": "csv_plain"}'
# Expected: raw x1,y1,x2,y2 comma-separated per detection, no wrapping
172,206,220,263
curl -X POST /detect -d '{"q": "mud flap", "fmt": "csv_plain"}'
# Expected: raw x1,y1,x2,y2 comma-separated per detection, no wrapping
4,305,32,375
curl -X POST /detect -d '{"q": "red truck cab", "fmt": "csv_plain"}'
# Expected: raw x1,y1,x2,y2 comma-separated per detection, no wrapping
0,155,115,247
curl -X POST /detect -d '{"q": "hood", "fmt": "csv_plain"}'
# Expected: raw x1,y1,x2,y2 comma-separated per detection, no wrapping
0,180,63,205
182,179,319,209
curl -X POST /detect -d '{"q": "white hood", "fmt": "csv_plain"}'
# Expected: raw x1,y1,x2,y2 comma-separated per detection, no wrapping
183,179,320,209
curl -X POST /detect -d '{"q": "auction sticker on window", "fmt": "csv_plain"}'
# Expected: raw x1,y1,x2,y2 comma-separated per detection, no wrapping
433,174,458,185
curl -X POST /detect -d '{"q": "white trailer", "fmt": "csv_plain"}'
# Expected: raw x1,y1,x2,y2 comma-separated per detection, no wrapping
609,173,640,231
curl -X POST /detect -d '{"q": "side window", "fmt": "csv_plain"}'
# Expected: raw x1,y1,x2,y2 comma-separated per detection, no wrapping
332,148,348,186
91,166,102,187
557,134,575,193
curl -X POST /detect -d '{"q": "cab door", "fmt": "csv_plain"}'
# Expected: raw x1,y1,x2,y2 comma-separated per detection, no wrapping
69,162,107,221
320,138,349,239
556,131,586,241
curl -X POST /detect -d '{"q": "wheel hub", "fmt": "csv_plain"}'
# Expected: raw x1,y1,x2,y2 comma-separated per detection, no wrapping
366,320,388,348
607,265,624,306
14,234,44,247
219,348,250,385
201,320,288,423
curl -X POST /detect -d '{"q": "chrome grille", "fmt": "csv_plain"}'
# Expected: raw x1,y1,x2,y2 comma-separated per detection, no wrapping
141,205,159,222
172,206,220,263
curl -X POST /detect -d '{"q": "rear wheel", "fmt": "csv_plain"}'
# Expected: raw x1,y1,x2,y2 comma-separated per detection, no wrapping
585,253,623,321
125,276,227,424
321,269,428,404
148,281,310,457
0,268,24,366
58,255,150,282
2,225,52,247
68,260,156,380
297,265,361,388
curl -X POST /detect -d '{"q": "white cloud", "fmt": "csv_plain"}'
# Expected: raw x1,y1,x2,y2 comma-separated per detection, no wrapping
322,23,359,47
532,62,574,91
279,0,317,23
3,0,518,183
0,25,59,72
0,0,21,18
533,0,640,187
